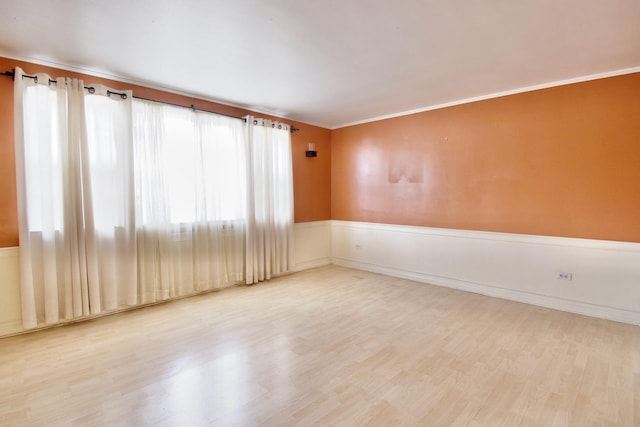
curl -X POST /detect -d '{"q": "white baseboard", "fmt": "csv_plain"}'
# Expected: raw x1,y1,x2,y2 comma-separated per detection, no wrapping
332,257,640,325
331,221,640,325
293,257,331,272
0,320,23,337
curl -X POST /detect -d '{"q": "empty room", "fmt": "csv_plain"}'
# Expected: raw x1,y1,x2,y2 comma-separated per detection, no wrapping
1,1,639,426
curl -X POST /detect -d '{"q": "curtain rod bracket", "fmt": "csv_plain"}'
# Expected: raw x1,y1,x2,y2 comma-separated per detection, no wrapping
2,70,16,80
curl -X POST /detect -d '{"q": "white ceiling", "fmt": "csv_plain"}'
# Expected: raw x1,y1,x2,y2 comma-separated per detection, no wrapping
1,0,639,129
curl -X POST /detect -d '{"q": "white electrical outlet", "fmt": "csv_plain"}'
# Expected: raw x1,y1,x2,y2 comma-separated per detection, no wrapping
557,272,572,281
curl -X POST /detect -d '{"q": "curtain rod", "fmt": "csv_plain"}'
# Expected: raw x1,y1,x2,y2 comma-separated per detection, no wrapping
2,70,300,132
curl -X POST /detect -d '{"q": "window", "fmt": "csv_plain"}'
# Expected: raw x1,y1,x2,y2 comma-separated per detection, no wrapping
14,66,294,328
132,100,247,228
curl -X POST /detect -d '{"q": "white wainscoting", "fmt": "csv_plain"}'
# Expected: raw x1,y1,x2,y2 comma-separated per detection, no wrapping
331,220,640,325
0,247,22,336
0,221,332,337
4,220,636,333
292,220,332,272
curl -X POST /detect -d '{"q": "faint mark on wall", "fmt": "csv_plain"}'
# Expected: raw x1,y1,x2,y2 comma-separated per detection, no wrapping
388,149,424,183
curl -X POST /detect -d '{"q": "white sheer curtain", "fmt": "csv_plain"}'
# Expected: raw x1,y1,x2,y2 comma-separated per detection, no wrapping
13,67,136,329
133,100,246,302
245,117,294,284
14,67,295,329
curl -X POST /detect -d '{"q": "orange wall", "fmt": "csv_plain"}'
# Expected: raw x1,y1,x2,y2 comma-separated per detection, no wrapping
332,73,640,243
0,57,331,247
4,56,639,246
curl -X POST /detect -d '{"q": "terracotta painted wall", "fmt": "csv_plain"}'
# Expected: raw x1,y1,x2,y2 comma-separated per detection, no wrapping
332,73,640,243
0,56,331,248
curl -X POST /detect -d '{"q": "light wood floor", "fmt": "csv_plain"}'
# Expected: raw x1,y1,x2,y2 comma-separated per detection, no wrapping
1,265,638,426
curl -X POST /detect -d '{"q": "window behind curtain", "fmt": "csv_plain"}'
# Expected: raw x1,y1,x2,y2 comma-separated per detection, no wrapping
17,72,292,326
133,100,247,228
22,83,64,232
133,99,247,301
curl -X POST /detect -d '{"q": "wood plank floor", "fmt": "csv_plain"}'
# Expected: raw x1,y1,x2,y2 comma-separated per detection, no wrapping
1,265,638,426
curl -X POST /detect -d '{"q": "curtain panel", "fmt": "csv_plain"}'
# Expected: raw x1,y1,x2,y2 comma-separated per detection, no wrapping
14,67,136,328
245,117,294,284
133,100,246,302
